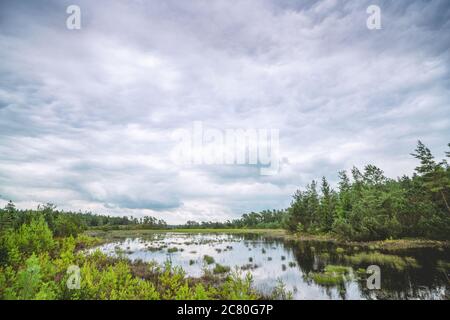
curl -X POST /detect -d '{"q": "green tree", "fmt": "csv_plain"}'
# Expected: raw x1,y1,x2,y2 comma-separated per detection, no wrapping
411,141,450,213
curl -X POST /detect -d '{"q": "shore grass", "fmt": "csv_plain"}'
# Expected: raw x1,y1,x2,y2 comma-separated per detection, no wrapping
308,265,352,286
84,228,449,250
85,228,286,239
344,252,419,270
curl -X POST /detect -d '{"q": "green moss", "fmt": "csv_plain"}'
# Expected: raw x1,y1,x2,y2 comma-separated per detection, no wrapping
203,255,215,265
213,264,231,274
320,252,330,260
436,260,450,272
308,264,352,286
324,265,351,274
167,247,178,253
345,252,419,270
336,247,345,254
309,272,345,286
356,268,366,275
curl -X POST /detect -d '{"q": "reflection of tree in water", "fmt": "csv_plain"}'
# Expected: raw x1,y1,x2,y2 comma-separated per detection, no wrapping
107,233,449,299
259,236,450,300
357,247,450,300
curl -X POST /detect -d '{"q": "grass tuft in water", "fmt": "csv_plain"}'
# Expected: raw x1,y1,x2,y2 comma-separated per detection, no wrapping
308,264,352,286
213,263,231,274
344,252,419,270
203,255,215,265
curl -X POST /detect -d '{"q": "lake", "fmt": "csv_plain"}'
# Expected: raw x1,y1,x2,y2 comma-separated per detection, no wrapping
91,232,449,300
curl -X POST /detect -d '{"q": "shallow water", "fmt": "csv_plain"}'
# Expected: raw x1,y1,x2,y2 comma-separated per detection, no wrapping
91,232,450,300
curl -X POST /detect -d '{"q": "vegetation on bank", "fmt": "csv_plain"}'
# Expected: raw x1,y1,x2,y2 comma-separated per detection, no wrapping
0,202,167,238
174,141,450,242
0,215,270,300
283,142,450,241
182,209,286,229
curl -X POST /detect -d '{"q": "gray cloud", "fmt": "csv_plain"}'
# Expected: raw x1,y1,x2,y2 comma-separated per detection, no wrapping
0,0,449,223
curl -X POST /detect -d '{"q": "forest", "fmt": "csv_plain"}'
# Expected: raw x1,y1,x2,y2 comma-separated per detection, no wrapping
283,141,450,240
182,141,450,241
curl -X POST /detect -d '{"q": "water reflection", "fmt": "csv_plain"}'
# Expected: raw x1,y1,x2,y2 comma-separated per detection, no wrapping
90,232,449,300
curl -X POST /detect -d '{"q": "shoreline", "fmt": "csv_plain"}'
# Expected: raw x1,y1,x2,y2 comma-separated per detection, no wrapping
85,228,449,250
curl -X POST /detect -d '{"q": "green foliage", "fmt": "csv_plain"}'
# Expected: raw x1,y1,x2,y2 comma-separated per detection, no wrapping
3,254,57,300
284,142,450,240
0,216,55,266
0,203,167,238
308,265,352,286
220,270,258,300
183,209,286,229
203,255,215,265
213,264,231,274
344,252,419,270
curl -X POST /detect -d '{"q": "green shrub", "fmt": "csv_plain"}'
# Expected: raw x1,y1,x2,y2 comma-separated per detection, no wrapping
213,264,231,274
203,255,215,265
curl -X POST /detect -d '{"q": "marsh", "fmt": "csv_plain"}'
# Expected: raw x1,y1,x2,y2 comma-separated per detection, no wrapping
91,232,450,300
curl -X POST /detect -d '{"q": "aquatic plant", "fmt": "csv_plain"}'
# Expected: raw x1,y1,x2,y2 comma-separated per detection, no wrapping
344,252,419,270
320,252,330,260
203,255,215,265
271,279,293,300
308,265,352,286
213,264,231,274
241,264,258,271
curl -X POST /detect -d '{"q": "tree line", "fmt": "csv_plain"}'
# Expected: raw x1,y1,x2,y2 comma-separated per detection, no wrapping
283,141,450,240
182,209,286,229
0,203,167,238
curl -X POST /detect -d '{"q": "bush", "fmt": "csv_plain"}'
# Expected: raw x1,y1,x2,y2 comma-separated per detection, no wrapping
1,216,55,266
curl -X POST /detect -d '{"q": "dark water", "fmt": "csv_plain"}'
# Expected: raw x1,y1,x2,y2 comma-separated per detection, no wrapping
91,232,450,300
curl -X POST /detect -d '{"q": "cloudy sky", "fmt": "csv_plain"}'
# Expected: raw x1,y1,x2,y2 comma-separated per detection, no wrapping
0,0,449,223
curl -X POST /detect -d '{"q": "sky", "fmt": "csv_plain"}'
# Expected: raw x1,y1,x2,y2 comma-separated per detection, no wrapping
0,0,449,224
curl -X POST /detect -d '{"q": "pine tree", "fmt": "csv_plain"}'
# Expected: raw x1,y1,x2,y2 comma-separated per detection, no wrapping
411,141,450,213
320,177,336,232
